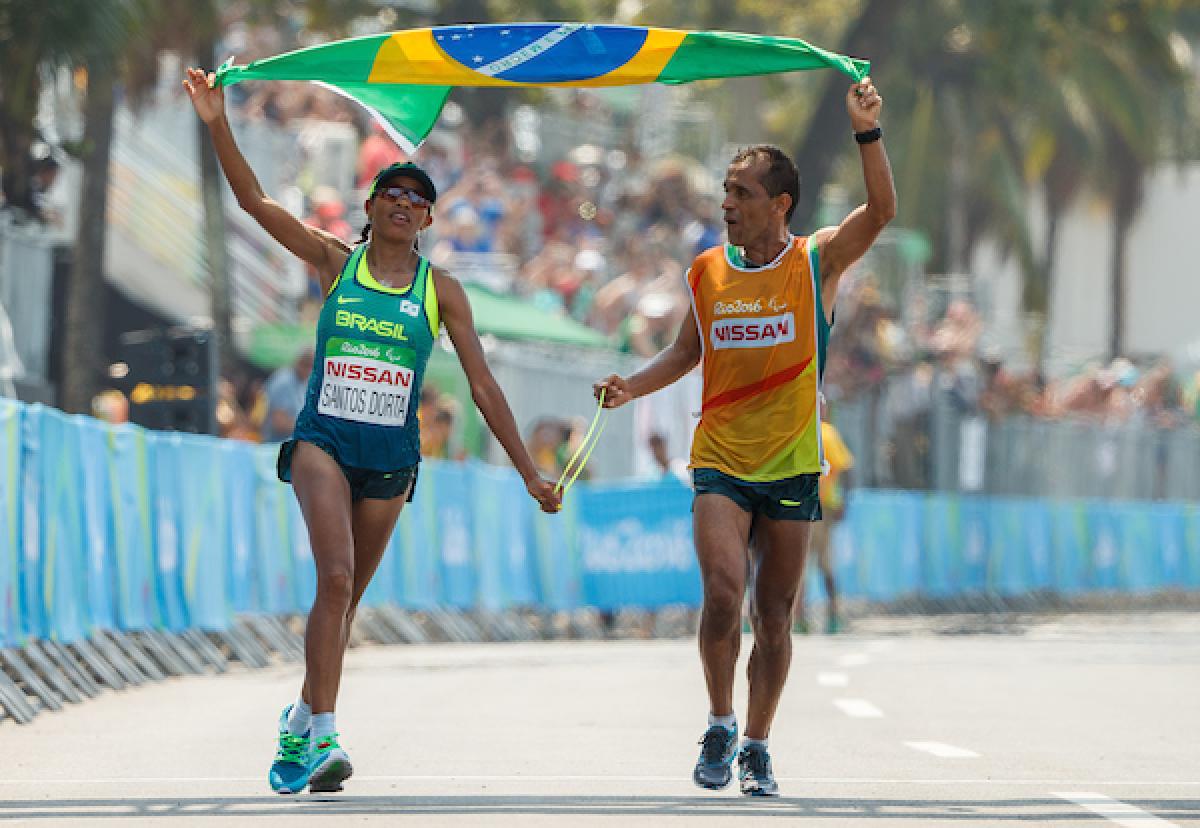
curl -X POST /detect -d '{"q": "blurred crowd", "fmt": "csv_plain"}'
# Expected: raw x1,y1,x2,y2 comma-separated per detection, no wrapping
824,278,1199,430
81,13,1200,454
215,13,718,360
88,87,1200,450
223,60,1200,437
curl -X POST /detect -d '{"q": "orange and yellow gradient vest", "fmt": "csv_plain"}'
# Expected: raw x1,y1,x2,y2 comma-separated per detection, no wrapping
687,235,830,482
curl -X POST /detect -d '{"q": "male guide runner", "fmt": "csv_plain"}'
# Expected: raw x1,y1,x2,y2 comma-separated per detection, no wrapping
594,77,895,796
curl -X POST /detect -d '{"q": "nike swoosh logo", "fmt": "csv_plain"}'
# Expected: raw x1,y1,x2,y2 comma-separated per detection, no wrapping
780,499,803,507
336,296,363,305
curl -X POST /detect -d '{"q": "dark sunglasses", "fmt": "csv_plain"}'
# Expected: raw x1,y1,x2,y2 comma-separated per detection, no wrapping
374,186,431,208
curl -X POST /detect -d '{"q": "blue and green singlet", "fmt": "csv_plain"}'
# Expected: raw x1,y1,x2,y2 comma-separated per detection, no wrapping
292,244,440,470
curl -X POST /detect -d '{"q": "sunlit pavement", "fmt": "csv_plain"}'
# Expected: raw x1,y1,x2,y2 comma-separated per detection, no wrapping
2,612,1197,826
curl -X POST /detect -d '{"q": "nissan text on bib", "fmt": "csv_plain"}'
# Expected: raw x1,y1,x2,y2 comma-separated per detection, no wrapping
710,312,796,350
318,337,415,426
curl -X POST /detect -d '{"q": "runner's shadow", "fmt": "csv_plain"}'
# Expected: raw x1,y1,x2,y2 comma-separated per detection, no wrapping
0,796,1197,821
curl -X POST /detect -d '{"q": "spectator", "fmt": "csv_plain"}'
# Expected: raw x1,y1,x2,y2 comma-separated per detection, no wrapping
681,194,723,258
795,399,854,635
30,154,62,226
522,242,576,315
443,169,507,241
431,406,458,459
262,347,314,443
647,432,689,484
420,387,460,460
625,255,688,357
91,389,129,424
590,237,658,335
355,123,405,189
888,359,934,488
1184,369,1200,425
627,290,681,357
568,248,606,323
1058,362,1110,419
538,161,584,242
216,377,259,441
305,186,352,243
528,417,566,477
559,416,594,482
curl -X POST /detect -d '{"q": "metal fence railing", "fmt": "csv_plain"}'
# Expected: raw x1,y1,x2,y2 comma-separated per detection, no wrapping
833,377,1200,502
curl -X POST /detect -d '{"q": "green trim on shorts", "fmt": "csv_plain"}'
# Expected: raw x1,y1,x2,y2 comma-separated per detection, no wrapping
692,467,822,521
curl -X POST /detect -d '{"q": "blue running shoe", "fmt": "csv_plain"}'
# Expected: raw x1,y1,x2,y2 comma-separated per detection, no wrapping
692,724,738,789
268,706,311,794
738,743,780,796
308,732,353,793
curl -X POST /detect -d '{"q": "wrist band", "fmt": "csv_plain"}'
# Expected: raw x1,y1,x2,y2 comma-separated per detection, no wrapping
854,127,882,145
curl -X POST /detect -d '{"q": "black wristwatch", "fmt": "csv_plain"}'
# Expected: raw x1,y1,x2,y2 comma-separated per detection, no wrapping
854,126,882,144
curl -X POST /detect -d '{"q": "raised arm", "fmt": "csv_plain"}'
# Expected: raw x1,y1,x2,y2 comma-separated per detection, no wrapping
593,301,702,408
813,78,897,312
183,68,347,294
434,269,561,513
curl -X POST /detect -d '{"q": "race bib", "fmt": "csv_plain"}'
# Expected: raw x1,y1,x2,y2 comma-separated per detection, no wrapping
710,312,796,350
318,337,415,426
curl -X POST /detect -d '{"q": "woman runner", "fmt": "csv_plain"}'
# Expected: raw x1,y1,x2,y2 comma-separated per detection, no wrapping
184,68,561,794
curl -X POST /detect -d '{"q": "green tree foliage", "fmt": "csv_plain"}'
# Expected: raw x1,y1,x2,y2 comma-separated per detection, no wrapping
237,1,1197,364
807,0,1196,363
0,0,141,213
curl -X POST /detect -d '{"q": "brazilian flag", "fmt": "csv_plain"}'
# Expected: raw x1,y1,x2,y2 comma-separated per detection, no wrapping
217,23,869,152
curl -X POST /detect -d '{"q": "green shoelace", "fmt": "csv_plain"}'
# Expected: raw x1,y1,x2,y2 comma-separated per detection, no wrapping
275,732,310,765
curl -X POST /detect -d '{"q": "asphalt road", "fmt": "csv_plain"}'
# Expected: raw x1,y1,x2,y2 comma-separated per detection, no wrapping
2,612,1197,826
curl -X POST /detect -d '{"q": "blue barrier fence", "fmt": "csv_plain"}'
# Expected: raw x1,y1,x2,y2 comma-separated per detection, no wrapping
1,398,1199,648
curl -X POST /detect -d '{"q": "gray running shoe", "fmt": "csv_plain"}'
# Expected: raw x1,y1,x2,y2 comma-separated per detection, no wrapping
738,743,780,796
692,725,738,789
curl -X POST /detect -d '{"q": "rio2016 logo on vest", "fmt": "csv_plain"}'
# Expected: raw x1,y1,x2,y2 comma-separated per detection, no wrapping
711,312,795,350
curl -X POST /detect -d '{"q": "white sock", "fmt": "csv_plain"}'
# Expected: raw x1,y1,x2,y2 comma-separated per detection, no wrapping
708,712,737,731
287,697,311,735
311,712,337,742
742,737,768,751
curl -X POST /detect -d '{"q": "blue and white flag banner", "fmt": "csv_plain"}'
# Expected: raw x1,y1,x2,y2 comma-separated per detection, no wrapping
576,480,699,610
0,399,22,647
77,417,117,631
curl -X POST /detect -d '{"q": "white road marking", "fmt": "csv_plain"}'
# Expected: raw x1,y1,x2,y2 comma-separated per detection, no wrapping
0,776,1196,786
834,698,884,718
837,652,871,667
817,671,849,687
904,741,980,758
1055,791,1177,826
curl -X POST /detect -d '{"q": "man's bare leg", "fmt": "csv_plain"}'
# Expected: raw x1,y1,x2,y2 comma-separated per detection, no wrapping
693,494,754,716
745,516,812,739
691,493,754,790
